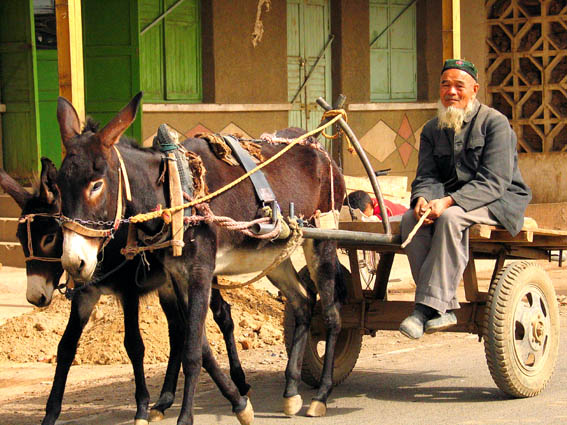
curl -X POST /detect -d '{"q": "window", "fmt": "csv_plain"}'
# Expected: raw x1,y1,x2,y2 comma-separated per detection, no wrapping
369,0,417,101
139,0,201,102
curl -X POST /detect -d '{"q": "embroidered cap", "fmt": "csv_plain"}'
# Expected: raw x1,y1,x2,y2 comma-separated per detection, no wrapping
441,59,478,81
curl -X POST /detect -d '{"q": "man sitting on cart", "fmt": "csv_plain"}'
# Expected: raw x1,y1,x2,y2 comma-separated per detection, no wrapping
399,59,532,339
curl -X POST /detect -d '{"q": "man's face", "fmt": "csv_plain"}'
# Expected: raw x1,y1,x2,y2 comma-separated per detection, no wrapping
439,68,479,109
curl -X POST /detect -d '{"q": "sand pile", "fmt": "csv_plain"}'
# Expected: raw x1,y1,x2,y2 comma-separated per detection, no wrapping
0,280,284,365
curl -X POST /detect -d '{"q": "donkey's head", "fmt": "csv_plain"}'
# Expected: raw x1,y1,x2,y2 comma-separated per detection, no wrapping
56,93,142,283
0,159,63,306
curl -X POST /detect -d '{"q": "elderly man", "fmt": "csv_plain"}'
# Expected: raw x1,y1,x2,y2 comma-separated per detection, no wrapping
399,59,532,339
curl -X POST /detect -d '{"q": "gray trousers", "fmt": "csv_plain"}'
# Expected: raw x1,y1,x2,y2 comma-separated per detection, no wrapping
400,205,499,313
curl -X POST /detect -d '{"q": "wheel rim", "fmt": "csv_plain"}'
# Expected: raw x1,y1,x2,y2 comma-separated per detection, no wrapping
357,250,379,290
512,284,552,375
308,327,356,369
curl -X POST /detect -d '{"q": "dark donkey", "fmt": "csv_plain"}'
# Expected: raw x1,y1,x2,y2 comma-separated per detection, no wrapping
57,93,346,424
0,161,251,424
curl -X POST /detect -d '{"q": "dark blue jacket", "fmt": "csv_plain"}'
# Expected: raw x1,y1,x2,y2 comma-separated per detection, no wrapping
411,100,531,236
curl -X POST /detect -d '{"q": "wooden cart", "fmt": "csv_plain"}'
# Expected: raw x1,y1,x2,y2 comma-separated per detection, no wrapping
283,96,563,399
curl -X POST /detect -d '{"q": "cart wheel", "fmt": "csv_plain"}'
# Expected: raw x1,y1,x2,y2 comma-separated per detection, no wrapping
358,250,380,291
483,261,560,397
283,266,362,388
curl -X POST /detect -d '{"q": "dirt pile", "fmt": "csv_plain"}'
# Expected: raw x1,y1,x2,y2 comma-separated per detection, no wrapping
0,280,284,365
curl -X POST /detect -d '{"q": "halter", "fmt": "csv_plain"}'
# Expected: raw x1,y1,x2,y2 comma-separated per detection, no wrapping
18,212,62,263
61,146,132,247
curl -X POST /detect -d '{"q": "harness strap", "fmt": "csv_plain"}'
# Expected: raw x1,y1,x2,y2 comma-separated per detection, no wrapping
222,135,276,204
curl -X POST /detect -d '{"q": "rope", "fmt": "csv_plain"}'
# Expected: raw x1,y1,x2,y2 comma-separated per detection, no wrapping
212,223,304,290
128,112,345,224
320,109,354,153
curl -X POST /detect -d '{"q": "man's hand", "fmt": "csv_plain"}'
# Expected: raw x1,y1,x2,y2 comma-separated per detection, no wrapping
413,197,432,225
414,196,455,225
426,196,455,220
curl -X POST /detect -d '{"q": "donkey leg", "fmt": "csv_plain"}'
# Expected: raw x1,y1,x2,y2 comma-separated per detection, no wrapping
42,287,101,425
304,240,343,417
174,265,214,425
201,332,253,424
210,282,251,396
149,284,184,421
121,294,151,425
267,259,314,416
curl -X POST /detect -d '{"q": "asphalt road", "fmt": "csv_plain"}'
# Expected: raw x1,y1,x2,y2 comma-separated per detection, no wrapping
65,313,567,425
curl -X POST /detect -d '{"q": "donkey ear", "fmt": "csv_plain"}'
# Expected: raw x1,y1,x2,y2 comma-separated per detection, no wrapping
0,168,32,209
97,92,143,149
39,157,59,206
57,97,81,147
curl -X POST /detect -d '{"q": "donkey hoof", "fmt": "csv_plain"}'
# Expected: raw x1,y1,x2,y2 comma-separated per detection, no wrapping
148,409,164,422
236,398,254,425
134,419,149,425
283,394,303,416
306,400,327,417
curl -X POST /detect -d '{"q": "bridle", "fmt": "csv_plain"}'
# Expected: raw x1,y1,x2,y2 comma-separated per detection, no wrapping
60,145,132,250
18,212,62,263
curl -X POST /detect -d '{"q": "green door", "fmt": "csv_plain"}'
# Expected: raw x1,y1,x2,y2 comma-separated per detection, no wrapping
82,0,142,141
0,0,40,179
287,0,331,140
36,49,62,166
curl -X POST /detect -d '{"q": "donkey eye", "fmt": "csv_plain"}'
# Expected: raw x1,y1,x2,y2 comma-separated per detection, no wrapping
41,232,57,249
91,180,104,193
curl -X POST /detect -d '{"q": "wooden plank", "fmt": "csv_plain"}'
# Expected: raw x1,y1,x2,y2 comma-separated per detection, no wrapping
339,220,401,235
462,254,483,302
442,0,461,61
167,152,184,256
469,224,492,239
55,0,85,123
346,249,364,303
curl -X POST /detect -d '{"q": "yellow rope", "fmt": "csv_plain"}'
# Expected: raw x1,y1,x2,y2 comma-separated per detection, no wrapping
320,109,354,153
129,112,345,224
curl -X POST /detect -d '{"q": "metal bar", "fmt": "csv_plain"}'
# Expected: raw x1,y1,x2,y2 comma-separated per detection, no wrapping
301,227,399,245
369,0,419,48
140,0,185,36
316,97,392,235
290,34,335,104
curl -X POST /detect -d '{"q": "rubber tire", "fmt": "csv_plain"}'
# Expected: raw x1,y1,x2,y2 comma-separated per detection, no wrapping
283,266,362,388
483,261,560,398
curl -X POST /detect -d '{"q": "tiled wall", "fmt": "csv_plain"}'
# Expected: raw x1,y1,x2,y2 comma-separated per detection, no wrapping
341,107,437,189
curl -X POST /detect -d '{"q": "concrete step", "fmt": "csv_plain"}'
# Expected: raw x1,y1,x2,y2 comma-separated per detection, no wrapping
0,218,19,243
0,194,22,218
0,242,25,268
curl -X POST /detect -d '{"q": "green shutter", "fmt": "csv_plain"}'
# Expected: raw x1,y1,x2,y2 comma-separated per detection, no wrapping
164,0,201,101
287,0,331,133
0,0,40,179
83,0,142,141
139,0,201,102
140,0,164,101
370,0,416,102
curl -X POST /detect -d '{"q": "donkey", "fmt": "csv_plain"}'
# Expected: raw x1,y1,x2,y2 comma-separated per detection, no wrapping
56,92,346,424
0,163,251,425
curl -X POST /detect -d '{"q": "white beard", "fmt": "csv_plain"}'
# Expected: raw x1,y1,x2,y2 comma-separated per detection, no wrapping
437,98,475,134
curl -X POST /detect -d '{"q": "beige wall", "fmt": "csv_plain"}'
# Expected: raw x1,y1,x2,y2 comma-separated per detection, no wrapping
331,0,370,104
460,0,487,103
519,153,567,204
202,0,287,104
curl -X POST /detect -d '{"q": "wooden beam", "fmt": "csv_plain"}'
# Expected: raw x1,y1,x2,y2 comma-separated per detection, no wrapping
55,0,85,126
442,0,461,61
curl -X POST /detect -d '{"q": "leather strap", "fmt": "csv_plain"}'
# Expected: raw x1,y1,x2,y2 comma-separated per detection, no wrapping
222,135,276,203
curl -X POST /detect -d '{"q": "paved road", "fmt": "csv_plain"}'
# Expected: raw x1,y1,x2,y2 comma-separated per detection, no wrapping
65,314,567,425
